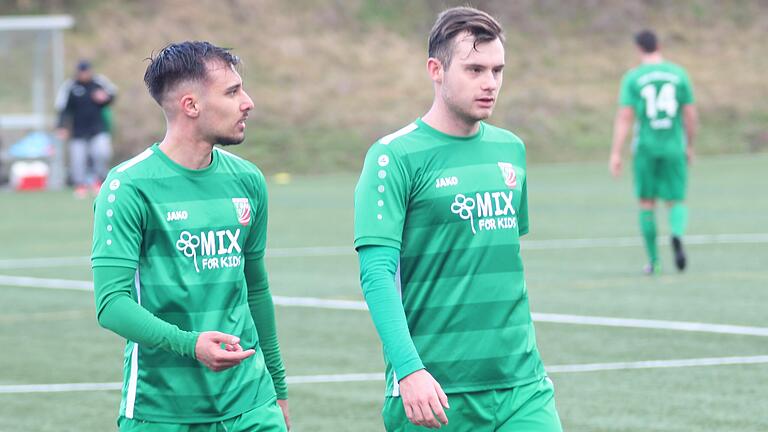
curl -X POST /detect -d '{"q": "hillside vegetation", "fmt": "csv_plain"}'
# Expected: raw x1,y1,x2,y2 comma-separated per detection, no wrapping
4,0,768,173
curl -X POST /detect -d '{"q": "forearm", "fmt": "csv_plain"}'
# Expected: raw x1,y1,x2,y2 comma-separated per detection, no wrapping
683,105,698,148
610,109,633,156
57,110,70,129
93,266,198,358
245,257,287,399
358,245,424,380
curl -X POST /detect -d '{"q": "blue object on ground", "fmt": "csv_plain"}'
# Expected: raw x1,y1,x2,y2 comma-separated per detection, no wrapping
7,131,54,158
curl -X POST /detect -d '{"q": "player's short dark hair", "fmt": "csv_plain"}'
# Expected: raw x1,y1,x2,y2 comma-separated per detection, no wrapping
143,41,240,105
634,30,658,53
428,6,504,69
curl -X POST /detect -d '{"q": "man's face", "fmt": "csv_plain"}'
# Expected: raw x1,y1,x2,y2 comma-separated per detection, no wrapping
197,62,254,146
76,69,93,83
439,34,505,124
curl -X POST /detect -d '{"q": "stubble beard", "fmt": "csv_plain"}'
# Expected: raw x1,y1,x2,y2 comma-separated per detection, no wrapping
215,134,245,146
442,85,492,128
447,96,491,126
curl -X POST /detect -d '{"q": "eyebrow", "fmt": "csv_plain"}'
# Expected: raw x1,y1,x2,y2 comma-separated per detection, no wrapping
464,63,505,69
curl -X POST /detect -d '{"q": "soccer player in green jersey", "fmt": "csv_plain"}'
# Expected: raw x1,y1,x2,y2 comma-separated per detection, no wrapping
610,30,698,274
354,7,562,431
91,41,290,431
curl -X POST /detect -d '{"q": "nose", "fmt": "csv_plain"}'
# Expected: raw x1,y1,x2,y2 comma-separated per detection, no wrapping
241,91,254,112
481,71,499,92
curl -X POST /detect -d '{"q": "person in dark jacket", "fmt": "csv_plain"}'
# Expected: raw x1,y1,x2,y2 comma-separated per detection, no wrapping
55,59,117,197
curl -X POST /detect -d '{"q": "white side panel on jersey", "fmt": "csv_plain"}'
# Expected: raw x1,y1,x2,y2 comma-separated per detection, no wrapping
124,269,141,418
392,371,400,397
117,148,153,173
380,123,417,145
392,260,402,397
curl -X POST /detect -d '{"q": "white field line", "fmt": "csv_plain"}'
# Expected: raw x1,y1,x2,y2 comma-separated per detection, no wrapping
1,232,767,270
522,233,768,250
3,274,768,337
0,275,92,290
530,313,768,337
3,355,768,394
546,355,768,373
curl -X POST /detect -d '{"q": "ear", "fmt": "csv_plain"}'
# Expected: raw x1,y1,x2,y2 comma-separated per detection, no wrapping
180,94,200,118
426,57,444,84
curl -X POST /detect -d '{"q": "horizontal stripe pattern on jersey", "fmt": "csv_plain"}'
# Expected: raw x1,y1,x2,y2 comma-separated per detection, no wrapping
92,144,275,423
355,119,546,395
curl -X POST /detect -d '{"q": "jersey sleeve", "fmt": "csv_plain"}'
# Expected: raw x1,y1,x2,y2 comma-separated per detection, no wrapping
243,169,268,261
354,142,410,250
618,72,635,107
92,172,146,269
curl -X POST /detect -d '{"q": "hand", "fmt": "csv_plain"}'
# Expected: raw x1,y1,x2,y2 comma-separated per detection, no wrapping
194,331,255,372
398,369,449,429
277,399,291,431
55,128,69,141
686,146,695,165
92,89,110,104
609,152,623,177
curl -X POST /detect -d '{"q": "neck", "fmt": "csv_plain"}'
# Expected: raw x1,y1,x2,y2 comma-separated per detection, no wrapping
158,124,215,170
641,52,664,64
422,101,481,137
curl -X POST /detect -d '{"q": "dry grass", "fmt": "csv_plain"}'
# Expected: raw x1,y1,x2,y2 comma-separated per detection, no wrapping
4,0,766,171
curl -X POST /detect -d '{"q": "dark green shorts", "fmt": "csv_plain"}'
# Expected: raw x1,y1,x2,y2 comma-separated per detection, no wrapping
117,398,286,432
633,151,687,201
382,376,562,431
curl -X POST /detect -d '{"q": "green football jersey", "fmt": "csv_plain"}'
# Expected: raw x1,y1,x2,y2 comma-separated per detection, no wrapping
354,119,547,395
619,61,695,156
92,144,276,423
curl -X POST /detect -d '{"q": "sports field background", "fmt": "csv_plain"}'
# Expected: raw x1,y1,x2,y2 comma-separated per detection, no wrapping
4,1,767,173
1,154,767,431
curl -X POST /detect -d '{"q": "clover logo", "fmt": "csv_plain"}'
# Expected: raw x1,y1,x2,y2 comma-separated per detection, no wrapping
451,194,477,234
175,230,201,272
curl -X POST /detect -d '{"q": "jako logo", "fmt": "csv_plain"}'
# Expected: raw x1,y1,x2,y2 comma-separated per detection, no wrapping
450,191,517,235
167,210,188,222
435,176,459,188
175,229,242,272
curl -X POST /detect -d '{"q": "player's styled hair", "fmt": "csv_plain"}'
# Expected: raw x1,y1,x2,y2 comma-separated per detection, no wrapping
143,41,240,105
428,6,504,69
634,30,658,53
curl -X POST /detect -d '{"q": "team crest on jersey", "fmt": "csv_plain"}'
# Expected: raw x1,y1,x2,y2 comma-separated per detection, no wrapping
232,198,251,226
497,162,517,189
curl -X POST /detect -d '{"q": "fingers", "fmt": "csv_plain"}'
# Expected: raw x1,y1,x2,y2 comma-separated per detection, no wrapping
197,331,255,372
219,348,256,361
403,402,415,425
435,382,450,409
418,403,440,429
403,396,447,428
277,399,291,431
428,381,450,426
206,349,255,372
207,331,240,346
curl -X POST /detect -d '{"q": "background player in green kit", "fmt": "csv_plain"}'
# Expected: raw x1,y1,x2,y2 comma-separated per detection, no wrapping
610,30,699,274
91,41,290,431
354,7,562,431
